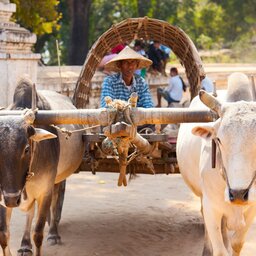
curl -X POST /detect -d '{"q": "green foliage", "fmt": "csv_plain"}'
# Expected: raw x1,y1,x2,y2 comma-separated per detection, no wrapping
177,0,224,49
196,34,213,50
11,0,61,35
55,0,70,64
137,0,154,16
89,0,179,47
211,0,256,43
176,0,197,36
11,0,256,64
89,0,138,47
230,33,256,63
152,0,179,23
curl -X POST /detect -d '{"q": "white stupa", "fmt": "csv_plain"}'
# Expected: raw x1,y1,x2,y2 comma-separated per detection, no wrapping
0,0,41,107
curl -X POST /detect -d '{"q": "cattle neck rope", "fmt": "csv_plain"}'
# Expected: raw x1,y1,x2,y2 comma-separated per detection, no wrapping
27,141,36,181
215,138,256,192
51,124,101,138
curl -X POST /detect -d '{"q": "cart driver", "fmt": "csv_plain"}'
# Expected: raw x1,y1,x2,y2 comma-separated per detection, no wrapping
100,46,154,108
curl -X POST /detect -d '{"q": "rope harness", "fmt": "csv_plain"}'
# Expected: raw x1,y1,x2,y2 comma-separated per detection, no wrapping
27,141,36,181
51,124,101,139
213,138,256,193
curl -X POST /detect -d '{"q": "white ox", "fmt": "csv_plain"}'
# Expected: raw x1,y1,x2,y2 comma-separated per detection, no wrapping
177,72,256,256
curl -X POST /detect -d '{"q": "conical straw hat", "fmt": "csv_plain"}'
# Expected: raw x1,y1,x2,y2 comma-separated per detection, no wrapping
104,46,152,72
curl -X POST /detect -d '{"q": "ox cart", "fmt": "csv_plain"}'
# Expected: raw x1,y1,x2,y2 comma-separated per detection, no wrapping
72,17,211,181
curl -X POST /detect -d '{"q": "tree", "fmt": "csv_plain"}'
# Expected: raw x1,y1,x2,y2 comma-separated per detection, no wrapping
89,0,138,48
67,0,92,65
176,0,224,49
151,0,179,23
137,0,153,17
212,0,256,43
11,0,61,54
11,0,256,64
89,0,179,48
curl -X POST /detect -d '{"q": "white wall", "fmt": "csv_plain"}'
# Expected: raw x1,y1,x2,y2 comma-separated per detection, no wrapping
0,54,40,107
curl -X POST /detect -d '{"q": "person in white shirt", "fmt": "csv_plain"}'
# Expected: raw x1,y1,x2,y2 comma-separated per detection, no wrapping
156,67,186,107
201,76,214,92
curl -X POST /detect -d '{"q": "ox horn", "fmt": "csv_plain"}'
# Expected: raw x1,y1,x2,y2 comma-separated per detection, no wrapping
199,90,222,116
23,82,37,125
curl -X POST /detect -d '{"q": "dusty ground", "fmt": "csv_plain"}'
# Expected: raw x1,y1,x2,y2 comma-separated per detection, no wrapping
8,173,256,256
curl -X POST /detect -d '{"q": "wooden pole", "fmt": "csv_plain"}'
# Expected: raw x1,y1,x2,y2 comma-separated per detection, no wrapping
0,108,218,125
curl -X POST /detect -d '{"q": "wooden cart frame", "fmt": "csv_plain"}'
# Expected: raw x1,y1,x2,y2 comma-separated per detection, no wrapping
70,17,209,180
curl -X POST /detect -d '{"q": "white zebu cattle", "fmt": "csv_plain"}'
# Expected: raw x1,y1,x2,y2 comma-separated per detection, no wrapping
177,72,256,256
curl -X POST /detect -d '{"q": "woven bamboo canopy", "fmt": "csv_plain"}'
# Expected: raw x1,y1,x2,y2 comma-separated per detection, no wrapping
73,17,205,109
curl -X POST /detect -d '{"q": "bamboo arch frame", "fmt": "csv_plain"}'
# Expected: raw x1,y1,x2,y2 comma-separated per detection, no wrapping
73,17,205,109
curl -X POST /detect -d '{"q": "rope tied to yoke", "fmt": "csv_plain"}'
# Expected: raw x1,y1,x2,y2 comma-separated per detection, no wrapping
51,124,101,139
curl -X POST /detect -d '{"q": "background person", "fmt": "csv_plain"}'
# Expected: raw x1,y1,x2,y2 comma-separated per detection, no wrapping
147,41,164,74
100,46,154,108
97,52,117,74
133,40,147,78
111,43,126,54
201,76,214,92
160,44,171,76
156,67,185,107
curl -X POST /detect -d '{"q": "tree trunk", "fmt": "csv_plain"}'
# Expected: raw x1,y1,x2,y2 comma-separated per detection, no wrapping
68,0,92,65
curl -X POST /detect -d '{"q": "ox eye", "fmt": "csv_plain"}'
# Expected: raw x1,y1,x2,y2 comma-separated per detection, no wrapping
24,144,30,154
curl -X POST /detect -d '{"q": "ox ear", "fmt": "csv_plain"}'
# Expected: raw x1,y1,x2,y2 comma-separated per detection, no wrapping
30,128,57,142
192,126,215,139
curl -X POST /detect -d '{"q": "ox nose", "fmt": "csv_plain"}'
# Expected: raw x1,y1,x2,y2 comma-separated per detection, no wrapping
3,192,21,207
229,188,249,203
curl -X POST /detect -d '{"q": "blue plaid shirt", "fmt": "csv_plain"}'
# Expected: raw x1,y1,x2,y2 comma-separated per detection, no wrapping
100,73,154,108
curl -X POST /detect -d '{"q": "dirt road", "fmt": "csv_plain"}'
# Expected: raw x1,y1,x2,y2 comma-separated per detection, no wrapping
8,173,256,256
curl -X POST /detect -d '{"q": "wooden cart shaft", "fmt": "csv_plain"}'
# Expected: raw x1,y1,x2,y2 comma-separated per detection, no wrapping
0,108,218,125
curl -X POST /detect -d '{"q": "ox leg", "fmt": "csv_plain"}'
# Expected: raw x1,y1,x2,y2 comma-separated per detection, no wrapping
18,204,35,256
221,216,231,253
202,225,213,256
0,206,12,256
47,180,66,245
202,215,230,256
201,202,213,256
33,193,53,256
203,199,229,256
231,206,256,256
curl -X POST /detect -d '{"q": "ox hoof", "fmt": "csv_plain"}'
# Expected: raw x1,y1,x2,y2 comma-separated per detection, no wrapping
17,248,33,256
47,235,61,246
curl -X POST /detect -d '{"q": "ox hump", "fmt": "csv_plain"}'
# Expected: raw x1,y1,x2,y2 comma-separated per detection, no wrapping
226,72,252,102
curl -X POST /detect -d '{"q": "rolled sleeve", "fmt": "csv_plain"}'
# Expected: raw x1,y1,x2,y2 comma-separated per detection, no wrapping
100,76,114,108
